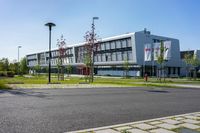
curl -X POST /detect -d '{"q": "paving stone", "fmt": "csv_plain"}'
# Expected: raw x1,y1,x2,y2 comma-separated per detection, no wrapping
161,119,182,125
179,123,200,130
148,121,163,125
149,128,176,133
132,123,155,130
193,113,200,117
114,126,132,131
156,123,179,130
184,115,199,120
94,129,120,133
127,128,148,133
173,117,185,121
181,119,200,124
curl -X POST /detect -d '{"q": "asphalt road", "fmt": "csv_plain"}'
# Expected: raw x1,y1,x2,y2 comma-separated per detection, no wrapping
0,87,200,133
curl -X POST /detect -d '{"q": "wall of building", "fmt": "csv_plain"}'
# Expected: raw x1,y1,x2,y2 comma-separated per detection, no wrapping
26,31,182,77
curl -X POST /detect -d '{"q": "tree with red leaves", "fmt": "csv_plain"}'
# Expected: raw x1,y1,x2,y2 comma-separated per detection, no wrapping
57,35,66,81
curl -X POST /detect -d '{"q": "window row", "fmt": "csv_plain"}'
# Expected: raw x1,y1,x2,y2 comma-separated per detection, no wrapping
27,55,37,60
45,49,73,58
28,60,37,66
96,38,131,51
46,57,74,65
94,51,133,62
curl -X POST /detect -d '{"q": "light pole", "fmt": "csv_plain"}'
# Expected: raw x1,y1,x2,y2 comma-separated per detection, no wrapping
91,17,99,82
45,22,56,84
18,46,22,75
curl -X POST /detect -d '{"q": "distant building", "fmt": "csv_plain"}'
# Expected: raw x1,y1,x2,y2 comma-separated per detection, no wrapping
26,30,182,77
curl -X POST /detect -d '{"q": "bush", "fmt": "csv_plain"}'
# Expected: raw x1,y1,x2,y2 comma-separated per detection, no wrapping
0,83,11,90
0,71,6,76
7,71,15,77
0,71,15,77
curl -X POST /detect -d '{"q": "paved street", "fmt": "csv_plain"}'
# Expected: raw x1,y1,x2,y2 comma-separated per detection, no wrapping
0,87,200,133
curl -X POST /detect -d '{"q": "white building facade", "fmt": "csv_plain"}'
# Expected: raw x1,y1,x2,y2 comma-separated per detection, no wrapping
27,30,182,77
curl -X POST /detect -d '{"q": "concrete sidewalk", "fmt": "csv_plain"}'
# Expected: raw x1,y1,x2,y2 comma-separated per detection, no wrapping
7,84,125,89
67,112,200,133
172,84,200,89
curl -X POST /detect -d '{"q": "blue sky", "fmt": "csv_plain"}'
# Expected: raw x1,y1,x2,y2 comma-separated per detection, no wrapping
0,0,200,61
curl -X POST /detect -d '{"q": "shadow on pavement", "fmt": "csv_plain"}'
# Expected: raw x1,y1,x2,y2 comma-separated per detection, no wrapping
0,89,49,98
147,90,169,93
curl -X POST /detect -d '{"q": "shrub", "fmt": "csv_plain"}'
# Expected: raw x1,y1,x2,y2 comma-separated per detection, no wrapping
0,83,11,90
7,71,15,77
0,71,6,76
0,71,15,77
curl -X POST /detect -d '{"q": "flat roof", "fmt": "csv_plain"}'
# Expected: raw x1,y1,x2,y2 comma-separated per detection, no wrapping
27,32,135,56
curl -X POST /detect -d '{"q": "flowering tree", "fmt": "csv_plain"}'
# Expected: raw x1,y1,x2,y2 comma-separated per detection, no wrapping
84,31,100,83
57,35,67,81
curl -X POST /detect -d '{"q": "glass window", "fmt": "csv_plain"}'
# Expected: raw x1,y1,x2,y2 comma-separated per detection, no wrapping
110,41,116,49
106,53,111,61
71,49,73,54
116,40,121,49
122,51,128,60
116,52,122,61
97,44,101,51
111,52,116,61
105,42,110,50
94,55,97,62
122,40,127,48
102,53,106,62
101,43,105,50
97,54,101,62
71,57,73,63
127,39,131,47
128,51,132,60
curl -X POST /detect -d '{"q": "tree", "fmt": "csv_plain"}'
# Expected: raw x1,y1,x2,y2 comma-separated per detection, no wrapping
19,57,29,75
123,59,130,78
34,64,41,76
183,52,193,78
57,35,67,81
56,59,63,80
66,64,72,77
9,60,18,74
156,41,166,82
0,58,9,71
84,31,100,83
190,56,200,80
183,52,200,80
83,52,91,83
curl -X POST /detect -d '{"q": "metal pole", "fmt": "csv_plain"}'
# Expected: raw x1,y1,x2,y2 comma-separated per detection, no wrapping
91,17,99,83
152,43,154,77
45,22,55,84
48,26,52,83
91,19,94,83
17,46,21,75
18,47,19,75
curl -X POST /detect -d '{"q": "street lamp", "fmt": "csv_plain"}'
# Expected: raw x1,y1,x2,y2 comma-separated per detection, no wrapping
18,46,22,75
45,22,56,84
91,17,99,82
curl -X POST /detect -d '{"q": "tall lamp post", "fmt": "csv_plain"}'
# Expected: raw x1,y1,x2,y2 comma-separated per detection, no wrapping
18,46,22,75
45,22,56,83
91,17,99,83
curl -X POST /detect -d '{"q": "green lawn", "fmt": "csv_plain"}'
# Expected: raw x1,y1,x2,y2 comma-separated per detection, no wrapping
0,75,199,89
0,82,11,90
